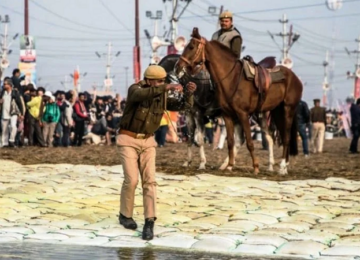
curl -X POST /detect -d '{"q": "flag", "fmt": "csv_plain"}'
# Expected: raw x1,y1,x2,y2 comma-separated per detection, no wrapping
73,69,79,87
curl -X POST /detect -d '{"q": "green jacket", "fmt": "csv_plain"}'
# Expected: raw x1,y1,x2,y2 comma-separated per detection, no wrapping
119,80,194,134
42,103,60,123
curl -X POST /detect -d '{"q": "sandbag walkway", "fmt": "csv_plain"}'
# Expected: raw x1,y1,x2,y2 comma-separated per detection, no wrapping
0,160,359,259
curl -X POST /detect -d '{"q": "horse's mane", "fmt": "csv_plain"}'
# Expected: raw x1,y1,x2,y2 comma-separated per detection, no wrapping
208,39,238,61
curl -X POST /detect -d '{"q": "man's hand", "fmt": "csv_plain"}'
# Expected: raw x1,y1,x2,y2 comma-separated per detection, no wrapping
0,99,3,104
166,84,183,93
186,82,197,93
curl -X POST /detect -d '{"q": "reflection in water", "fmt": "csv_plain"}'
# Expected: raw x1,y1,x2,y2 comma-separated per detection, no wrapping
117,248,157,260
0,243,303,260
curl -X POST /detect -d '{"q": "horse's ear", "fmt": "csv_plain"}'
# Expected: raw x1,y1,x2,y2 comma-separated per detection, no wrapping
191,27,201,39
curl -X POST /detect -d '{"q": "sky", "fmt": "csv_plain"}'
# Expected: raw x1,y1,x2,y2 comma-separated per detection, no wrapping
1,0,360,106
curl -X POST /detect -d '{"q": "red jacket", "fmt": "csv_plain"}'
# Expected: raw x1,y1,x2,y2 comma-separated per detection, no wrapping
74,101,87,118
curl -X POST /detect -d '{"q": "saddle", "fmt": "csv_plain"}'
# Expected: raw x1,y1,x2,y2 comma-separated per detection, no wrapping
243,56,284,94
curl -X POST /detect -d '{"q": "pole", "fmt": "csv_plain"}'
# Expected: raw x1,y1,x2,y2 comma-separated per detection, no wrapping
171,0,178,43
151,17,161,64
354,36,360,99
0,17,10,81
77,65,81,92
4,22,8,54
106,42,112,80
356,36,360,71
106,42,112,92
125,66,129,88
134,0,141,82
154,19,158,37
25,0,29,35
323,51,329,106
216,5,224,30
280,14,288,61
65,75,68,91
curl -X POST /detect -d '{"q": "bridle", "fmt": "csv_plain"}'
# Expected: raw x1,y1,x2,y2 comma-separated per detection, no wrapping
179,36,243,105
179,37,206,76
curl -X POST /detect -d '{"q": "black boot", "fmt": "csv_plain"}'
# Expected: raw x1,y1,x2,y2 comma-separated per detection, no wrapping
142,218,155,240
119,214,137,230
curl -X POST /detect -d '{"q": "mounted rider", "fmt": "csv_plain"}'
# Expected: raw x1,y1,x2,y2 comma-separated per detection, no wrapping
211,10,243,59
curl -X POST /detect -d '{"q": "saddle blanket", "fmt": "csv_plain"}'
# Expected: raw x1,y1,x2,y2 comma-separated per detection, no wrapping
243,59,285,83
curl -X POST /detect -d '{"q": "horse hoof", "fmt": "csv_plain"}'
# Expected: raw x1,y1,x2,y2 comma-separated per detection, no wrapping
182,162,190,167
254,168,259,175
268,165,274,172
198,164,206,170
279,168,288,175
225,166,233,171
219,163,227,171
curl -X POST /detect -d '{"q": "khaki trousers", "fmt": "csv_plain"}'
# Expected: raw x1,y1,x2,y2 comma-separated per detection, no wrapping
311,122,325,153
42,122,57,147
117,134,157,219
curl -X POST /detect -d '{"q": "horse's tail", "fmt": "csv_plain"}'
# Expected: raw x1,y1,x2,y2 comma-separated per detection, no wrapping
289,111,298,156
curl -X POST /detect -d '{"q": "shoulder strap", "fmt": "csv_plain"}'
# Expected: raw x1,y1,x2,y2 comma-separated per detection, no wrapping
233,27,241,37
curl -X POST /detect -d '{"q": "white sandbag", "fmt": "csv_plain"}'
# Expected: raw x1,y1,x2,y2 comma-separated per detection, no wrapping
276,241,327,256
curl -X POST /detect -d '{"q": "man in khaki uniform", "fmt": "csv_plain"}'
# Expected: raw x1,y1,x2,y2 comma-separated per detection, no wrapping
212,10,243,58
117,65,196,240
310,98,326,153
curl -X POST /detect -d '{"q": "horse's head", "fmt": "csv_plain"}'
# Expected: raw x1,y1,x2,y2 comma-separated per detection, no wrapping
175,27,207,78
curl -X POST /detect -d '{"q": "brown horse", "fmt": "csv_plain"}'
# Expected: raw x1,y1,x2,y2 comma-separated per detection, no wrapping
175,28,303,175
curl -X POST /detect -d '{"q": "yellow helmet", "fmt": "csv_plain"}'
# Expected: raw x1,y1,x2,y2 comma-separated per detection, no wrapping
143,65,167,79
219,10,233,19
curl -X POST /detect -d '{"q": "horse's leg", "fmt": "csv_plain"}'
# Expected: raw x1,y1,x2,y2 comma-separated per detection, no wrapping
222,115,235,171
261,112,275,172
279,105,296,175
182,113,195,168
265,132,275,172
239,112,259,174
194,116,206,170
220,123,241,170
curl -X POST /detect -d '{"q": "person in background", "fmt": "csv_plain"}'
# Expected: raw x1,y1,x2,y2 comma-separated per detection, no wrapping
53,91,65,146
22,84,36,145
61,92,74,147
105,112,116,145
155,112,170,147
204,117,213,145
0,78,25,148
297,100,311,157
120,100,126,115
27,87,47,147
11,69,23,96
42,91,60,147
73,92,88,146
349,98,360,154
310,98,326,153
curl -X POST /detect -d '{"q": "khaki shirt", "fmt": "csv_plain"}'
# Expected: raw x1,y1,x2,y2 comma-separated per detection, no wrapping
119,80,194,134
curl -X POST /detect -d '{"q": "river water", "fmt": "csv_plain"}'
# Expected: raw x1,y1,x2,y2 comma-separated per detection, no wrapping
0,243,305,260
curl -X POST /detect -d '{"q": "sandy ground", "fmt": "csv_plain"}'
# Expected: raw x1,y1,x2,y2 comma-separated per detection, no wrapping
0,137,359,181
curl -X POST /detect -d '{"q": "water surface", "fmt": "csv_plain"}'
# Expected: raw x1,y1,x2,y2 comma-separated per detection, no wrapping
0,242,305,260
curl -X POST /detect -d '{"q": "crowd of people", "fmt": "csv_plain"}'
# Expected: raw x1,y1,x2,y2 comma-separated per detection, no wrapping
0,68,126,148
0,67,360,155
